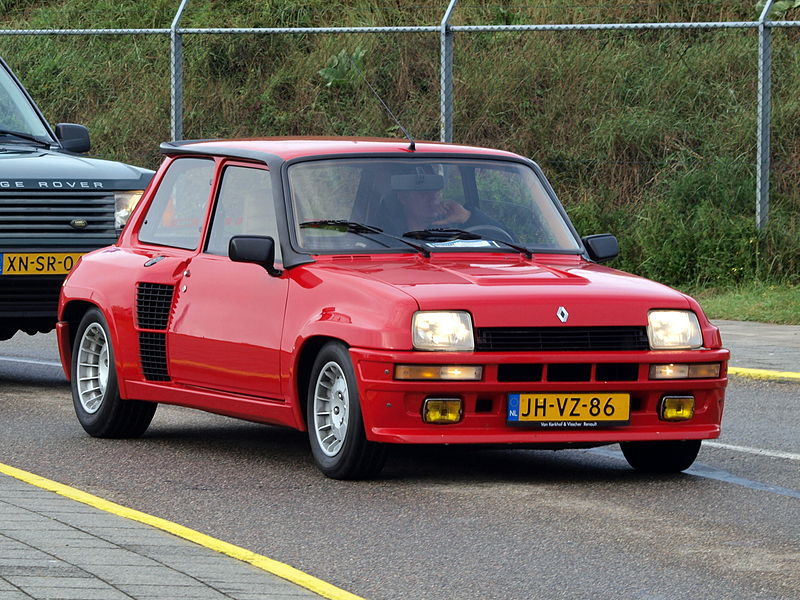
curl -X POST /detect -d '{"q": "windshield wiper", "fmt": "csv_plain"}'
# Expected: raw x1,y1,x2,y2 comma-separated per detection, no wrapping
0,129,50,147
299,220,431,257
403,228,533,258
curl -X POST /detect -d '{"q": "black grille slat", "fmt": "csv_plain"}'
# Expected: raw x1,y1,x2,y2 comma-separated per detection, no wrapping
139,331,170,381
136,283,175,330
476,327,649,352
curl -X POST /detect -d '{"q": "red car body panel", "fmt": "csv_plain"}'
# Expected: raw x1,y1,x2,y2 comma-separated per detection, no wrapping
57,137,728,451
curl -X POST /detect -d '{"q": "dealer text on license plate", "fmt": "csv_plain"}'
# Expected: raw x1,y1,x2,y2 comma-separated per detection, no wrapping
507,393,630,428
0,253,83,275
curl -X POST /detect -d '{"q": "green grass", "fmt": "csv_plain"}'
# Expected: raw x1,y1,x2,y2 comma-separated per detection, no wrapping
690,282,800,324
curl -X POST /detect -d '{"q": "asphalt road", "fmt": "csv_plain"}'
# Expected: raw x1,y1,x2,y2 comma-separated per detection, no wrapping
0,333,798,600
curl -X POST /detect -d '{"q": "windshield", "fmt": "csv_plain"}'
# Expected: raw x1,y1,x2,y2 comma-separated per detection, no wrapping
0,62,52,141
288,158,581,254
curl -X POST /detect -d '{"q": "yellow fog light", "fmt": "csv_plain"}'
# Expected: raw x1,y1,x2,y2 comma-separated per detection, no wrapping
660,396,695,421
395,365,483,381
650,363,721,380
422,398,463,424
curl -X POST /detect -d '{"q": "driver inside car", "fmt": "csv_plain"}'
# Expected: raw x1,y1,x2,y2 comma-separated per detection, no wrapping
388,171,506,235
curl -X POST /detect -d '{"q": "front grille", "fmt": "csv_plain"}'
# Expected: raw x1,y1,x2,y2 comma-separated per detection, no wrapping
0,275,62,316
497,362,640,383
139,331,169,381
136,283,174,330
0,192,116,249
476,326,649,352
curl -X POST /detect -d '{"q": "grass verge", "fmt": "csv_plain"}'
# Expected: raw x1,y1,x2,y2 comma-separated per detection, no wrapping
690,282,800,325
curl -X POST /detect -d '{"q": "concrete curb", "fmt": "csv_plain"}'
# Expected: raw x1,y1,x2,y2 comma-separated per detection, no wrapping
728,366,800,382
0,461,365,600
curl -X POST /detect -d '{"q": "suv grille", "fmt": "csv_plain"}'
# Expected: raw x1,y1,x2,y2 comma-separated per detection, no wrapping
0,192,116,249
475,327,650,352
0,275,62,317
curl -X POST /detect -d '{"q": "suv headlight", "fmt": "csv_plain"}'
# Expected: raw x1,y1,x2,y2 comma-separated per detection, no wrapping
647,310,703,350
412,311,474,351
115,191,145,229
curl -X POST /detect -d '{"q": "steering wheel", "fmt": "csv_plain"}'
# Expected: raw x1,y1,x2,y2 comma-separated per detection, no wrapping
464,224,515,243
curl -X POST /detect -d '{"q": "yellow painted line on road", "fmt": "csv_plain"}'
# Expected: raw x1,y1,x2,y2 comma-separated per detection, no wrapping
0,462,366,600
728,366,800,381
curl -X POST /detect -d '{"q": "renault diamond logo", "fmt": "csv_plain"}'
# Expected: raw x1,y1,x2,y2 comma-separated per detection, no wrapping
557,306,569,323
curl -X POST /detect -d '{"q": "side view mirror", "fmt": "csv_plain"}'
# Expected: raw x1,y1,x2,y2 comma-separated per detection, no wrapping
582,233,619,263
55,123,91,153
229,235,282,277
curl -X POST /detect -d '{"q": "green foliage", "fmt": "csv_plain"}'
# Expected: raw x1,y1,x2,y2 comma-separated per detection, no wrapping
756,0,800,19
319,47,366,88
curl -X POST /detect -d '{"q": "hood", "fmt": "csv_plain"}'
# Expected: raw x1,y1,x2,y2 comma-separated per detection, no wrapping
310,254,692,328
0,145,153,190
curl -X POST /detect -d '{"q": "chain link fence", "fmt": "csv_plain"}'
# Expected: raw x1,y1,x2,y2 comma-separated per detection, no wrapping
1,0,797,238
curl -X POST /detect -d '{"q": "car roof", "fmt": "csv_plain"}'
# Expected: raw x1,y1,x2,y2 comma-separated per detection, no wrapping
160,137,523,163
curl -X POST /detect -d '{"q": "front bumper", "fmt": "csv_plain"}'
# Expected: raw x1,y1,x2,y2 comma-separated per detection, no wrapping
350,347,728,445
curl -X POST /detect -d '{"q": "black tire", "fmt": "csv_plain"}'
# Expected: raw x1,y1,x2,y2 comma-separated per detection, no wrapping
71,308,156,438
620,439,702,473
306,342,387,479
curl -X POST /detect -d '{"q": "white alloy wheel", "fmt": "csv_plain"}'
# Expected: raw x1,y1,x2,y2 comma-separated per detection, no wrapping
313,360,350,457
76,322,110,414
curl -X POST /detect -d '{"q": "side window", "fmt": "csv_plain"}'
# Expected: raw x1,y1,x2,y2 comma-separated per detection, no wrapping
205,165,281,260
138,158,214,250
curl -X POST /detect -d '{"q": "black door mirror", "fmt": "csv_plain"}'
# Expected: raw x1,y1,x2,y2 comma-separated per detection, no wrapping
229,235,282,277
582,234,619,263
55,123,91,153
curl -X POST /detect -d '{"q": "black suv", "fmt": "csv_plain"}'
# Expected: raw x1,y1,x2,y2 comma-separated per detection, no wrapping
0,56,153,339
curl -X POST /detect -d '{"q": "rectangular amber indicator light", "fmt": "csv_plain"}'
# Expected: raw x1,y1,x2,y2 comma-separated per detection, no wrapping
395,365,483,381
422,398,463,424
688,363,721,378
650,363,720,380
661,396,695,421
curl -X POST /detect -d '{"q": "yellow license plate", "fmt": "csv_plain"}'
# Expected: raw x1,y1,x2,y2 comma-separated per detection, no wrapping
0,253,83,275
507,393,630,428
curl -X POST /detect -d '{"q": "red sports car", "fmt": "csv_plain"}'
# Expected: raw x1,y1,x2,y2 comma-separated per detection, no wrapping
57,138,728,479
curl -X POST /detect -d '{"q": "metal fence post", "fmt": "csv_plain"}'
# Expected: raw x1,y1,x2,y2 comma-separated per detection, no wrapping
756,0,776,230
171,0,191,141
440,0,459,142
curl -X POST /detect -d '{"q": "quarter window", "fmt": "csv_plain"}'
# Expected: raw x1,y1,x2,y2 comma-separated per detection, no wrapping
138,158,214,250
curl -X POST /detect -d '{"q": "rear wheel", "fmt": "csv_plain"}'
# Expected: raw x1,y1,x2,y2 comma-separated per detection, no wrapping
620,439,702,473
306,342,386,479
72,308,156,438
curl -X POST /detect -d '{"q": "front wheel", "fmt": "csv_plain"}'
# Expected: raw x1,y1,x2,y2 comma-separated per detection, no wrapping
620,439,702,473
71,308,156,438
306,342,386,479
